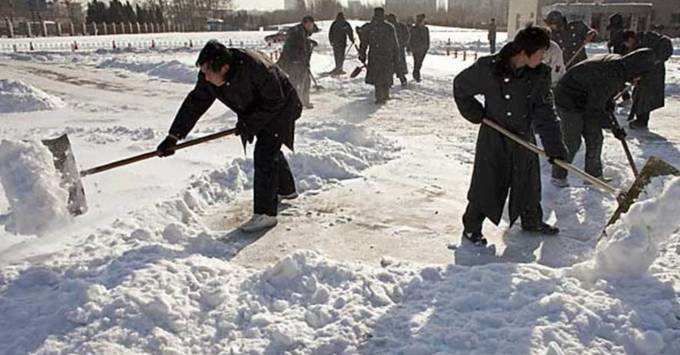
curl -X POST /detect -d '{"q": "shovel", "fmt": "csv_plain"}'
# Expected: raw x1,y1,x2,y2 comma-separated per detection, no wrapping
350,44,366,79
482,119,679,230
42,128,238,216
308,68,324,91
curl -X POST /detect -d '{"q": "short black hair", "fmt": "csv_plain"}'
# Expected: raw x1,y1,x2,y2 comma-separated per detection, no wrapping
196,40,233,71
513,25,551,56
302,15,315,23
623,30,637,41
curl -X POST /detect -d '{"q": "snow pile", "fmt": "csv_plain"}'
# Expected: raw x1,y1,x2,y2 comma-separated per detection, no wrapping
0,140,70,235
182,123,401,208
3,247,679,354
0,79,65,113
97,57,197,84
574,176,680,279
291,122,401,191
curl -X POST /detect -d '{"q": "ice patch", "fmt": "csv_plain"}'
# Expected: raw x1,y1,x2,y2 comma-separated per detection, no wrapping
0,79,65,113
573,176,680,279
0,140,71,235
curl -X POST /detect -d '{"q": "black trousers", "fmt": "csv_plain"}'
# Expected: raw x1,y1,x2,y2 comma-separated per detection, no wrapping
254,130,296,216
489,38,496,54
412,50,427,80
633,111,651,126
333,45,347,70
375,84,390,102
463,196,544,233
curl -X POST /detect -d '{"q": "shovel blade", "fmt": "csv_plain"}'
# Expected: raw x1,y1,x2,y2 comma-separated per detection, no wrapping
607,156,679,227
42,134,88,216
350,66,363,79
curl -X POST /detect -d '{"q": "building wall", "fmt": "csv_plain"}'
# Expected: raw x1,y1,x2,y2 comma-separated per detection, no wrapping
507,0,544,39
284,0,298,11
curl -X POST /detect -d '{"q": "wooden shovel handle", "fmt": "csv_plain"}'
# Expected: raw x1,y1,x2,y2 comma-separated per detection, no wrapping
80,128,238,177
482,119,618,196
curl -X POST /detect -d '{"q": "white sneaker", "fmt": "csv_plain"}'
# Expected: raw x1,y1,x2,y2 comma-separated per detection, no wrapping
550,177,570,188
278,192,299,201
239,214,278,233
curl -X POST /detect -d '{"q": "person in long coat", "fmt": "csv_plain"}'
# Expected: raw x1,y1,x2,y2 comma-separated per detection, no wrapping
488,18,497,53
387,13,410,87
607,13,627,55
544,10,597,68
408,14,430,82
328,12,355,75
453,26,569,246
551,49,657,186
619,30,673,130
358,8,400,104
277,16,316,109
157,41,302,233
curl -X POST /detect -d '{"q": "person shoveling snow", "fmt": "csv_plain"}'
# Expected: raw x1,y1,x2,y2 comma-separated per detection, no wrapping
157,40,303,233
0,139,71,235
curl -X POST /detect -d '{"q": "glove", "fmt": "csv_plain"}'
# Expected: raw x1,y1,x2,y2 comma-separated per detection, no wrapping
236,120,254,147
612,126,627,140
157,135,178,157
621,91,631,101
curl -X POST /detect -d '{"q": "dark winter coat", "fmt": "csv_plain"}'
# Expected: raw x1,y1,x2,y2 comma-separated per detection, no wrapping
409,24,430,53
390,20,410,75
631,31,673,114
329,19,355,48
555,50,657,123
170,49,303,151
550,20,593,67
278,24,312,68
453,52,567,226
358,18,400,86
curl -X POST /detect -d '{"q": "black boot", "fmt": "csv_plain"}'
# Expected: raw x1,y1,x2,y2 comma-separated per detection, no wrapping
522,222,560,235
462,231,487,246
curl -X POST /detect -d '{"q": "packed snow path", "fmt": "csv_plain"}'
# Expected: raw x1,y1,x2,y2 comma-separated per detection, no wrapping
1,28,680,354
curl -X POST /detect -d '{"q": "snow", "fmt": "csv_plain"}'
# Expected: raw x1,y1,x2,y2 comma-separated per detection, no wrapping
1,23,680,354
0,140,71,235
573,176,680,280
0,79,65,113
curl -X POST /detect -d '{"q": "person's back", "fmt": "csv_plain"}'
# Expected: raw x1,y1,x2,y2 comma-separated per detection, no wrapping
555,54,624,112
329,16,353,47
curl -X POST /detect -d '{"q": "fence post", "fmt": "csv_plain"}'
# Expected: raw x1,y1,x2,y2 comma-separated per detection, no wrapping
26,22,32,37
5,18,14,38
102,23,108,35
56,22,63,36
41,20,48,37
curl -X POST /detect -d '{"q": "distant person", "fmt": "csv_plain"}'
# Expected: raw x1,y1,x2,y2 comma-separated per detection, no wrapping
453,26,568,246
408,13,430,82
157,41,302,233
358,8,400,104
278,16,316,109
488,18,497,53
551,49,656,187
607,13,627,55
620,30,673,130
387,13,410,87
328,12,355,75
544,10,597,68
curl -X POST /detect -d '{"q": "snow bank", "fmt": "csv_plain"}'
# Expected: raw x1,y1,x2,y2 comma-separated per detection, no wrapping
182,123,401,208
0,140,70,235
0,79,65,113
3,248,679,354
573,177,680,279
97,57,197,84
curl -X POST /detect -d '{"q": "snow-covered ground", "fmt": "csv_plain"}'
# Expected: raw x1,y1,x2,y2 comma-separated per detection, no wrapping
1,25,680,354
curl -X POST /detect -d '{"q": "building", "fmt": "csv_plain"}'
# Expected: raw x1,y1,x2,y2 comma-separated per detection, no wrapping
386,0,438,17
508,0,680,39
284,0,299,11
448,0,509,27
